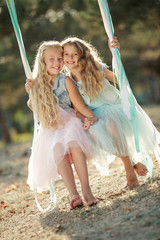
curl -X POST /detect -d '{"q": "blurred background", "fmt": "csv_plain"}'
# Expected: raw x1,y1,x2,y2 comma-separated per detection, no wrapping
0,0,160,147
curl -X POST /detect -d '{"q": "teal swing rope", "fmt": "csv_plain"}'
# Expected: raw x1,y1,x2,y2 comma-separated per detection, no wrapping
98,0,153,176
98,0,140,151
6,0,57,211
6,0,32,78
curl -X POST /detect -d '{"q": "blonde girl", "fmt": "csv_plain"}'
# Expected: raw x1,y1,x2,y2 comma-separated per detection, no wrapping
61,36,160,187
26,40,99,211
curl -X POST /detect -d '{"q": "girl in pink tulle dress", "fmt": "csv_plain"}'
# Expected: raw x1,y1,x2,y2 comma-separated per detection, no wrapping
26,41,99,211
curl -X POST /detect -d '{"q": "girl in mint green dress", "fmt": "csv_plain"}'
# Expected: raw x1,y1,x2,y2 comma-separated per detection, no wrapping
61,37,160,187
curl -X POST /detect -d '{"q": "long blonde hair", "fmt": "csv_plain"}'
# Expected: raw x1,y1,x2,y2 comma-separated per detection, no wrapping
61,37,106,101
30,41,62,129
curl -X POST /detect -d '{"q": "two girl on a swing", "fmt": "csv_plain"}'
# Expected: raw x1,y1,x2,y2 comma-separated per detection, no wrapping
25,36,160,210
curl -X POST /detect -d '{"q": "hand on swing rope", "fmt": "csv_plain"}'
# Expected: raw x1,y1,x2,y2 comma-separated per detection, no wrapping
108,36,120,51
25,79,33,94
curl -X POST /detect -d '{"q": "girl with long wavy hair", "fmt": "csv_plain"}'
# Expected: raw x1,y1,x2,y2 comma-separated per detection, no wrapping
61,36,160,188
26,40,99,211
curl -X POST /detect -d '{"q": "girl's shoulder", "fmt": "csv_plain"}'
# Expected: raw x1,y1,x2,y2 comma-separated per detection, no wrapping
54,74,76,91
56,73,73,84
65,76,77,90
53,74,75,93
55,73,68,85
56,73,67,81
53,73,67,91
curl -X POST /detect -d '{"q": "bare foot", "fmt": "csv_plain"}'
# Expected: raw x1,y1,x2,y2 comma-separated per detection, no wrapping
83,188,99,207
134,162,148,176
86,199,99,207
70,195,83,210
126,170,139,187
125,184,138,190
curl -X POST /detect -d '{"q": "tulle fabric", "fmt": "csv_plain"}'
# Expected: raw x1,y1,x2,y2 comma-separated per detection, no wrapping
27,107,91,193
87,81,160,176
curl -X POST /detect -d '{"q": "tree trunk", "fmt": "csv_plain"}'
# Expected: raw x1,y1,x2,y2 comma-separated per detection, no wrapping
147,74,160,103
0,103,11,143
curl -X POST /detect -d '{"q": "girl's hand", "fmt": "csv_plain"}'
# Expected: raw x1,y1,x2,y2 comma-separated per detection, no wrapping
83,121,91,130
82,115,98,130
108,36,120,51
86,115,98,125
25,79,33,94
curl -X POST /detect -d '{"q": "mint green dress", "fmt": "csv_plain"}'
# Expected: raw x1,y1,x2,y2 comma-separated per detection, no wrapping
72,75,160,176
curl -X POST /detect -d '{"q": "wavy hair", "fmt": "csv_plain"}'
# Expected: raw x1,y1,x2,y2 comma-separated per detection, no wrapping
30,41,62,129
61,37,107,101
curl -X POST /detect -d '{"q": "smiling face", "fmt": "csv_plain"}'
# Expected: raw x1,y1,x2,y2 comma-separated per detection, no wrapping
44,47,63,77
63,44,80,70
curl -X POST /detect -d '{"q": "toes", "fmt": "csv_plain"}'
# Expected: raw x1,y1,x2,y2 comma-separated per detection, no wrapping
70,195,83,210
134,163,148,176
125,184,139,190
138,169,148,176
87,199,99,207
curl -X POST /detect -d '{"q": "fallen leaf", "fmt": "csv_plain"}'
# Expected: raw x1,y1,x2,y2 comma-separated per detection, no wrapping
10,184,17,190
5,184,18,193
104,227,112,231
54,224,62,232
2,204,8,209
148,187,155,191
9,209,15,214
5,188,11,193
57,224,62,230
123,207,131,212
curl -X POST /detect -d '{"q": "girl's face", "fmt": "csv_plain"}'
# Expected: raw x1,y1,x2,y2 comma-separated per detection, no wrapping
44,47,63,77
63,44,79,70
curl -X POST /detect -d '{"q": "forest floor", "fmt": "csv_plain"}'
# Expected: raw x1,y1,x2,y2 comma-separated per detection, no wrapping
0,105,160,240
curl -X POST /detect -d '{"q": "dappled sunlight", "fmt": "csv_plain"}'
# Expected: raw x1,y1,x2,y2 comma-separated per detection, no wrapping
0,140,160,239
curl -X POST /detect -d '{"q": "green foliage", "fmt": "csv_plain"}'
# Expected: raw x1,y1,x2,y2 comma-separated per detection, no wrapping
0,0,160,140
11,132,32,143
13,109,32,133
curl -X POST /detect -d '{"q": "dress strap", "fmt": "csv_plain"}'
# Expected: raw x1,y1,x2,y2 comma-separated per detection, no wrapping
70,76,76,83
100,64,104,71
100,64,108,72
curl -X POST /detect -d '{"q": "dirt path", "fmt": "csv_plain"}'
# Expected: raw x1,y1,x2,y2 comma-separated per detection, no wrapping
0,106,160,240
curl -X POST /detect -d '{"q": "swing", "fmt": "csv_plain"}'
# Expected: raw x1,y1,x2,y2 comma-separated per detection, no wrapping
6,0,157,212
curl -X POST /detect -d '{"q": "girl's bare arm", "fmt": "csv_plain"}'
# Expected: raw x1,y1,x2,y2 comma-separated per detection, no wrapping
66,76,97,121
103,67,117,84
103,36,120,84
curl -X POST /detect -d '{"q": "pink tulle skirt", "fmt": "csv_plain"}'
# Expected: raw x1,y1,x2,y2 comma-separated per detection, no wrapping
27,107,91,193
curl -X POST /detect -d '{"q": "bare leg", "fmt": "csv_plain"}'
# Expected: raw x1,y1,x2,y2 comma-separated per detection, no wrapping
121,156,138,187
58,155,83,209
70,146,99,206
134,162,148,176
107,120,147,183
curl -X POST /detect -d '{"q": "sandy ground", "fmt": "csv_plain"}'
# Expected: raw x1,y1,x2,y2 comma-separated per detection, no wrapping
0,105,160,240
